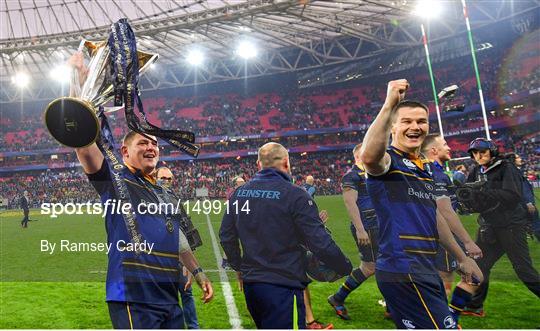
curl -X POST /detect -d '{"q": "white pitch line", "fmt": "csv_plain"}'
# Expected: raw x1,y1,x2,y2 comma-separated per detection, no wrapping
205,213,242,329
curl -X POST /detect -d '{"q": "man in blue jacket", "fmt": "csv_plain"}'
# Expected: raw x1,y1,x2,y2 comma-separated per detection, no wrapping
220,142,352,329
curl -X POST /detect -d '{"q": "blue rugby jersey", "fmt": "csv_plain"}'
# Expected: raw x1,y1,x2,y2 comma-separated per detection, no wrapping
366,146,445,274
341,164,378,230
88,160,183,304
431,161,458,210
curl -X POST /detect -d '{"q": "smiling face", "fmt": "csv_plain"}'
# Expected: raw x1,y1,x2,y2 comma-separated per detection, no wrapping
391,106,429,154
121,133,159,175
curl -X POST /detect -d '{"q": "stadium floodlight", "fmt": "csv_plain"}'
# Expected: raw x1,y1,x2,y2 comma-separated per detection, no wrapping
11,72,30,88
413,0,443,19
186,49,204,66
236,40,257,59
50,65,72,84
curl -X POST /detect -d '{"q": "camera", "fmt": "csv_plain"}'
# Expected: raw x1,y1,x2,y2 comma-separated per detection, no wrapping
455,181,487,213
438,85,466,112
438,84,459,100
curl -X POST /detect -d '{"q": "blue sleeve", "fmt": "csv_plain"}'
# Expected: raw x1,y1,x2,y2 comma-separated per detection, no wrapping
219,200,242,271
87,159,112,196
307,186,316,197
522,178,535,204
290,189,352,276
341,171,358,191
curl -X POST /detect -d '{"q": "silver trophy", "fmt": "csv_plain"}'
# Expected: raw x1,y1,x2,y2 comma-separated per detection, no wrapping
44,39,158,148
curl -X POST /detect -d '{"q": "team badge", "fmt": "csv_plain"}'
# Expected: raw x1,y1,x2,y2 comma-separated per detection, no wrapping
444,316,456,329
403,159,416,169
424,183,434,191
165,219,174,233
402,319,416,329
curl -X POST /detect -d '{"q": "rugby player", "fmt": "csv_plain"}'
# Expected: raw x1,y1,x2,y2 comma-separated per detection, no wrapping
360,79,483,329
69,51,213,329
328,144,388,320
422,135,483,296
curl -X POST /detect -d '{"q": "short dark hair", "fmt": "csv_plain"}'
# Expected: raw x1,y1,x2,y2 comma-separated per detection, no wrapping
421,134,440,153
122,130,139,146
122,130,157,147
391,100,429,123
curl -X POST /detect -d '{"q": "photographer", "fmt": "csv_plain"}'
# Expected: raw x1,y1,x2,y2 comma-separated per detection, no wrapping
448,138,540,323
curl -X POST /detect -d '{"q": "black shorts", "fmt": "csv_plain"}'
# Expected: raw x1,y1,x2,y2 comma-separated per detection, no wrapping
350,223,379,262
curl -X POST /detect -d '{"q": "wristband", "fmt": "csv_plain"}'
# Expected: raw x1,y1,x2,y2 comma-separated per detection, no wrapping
192,267,203,277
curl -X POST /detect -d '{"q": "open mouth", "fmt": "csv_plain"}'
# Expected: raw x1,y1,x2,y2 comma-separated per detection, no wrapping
143,153,156,159
405,132,422,140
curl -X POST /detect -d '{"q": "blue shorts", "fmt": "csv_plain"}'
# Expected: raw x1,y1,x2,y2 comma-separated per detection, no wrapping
435,247,458,273
243,282,306,329
350,224,379,262
376,271,457,329
108,301,184,329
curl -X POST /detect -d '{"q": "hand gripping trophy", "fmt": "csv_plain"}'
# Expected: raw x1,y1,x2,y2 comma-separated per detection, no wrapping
44,18,199,157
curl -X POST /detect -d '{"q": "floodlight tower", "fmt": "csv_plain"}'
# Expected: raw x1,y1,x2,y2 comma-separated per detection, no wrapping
461,0,491,140
414,0,445,137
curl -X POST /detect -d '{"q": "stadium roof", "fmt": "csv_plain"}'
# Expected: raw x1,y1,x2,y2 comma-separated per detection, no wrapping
1,0,539,102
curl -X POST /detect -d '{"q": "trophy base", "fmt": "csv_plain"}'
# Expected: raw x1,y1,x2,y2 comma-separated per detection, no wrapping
44,97,100,148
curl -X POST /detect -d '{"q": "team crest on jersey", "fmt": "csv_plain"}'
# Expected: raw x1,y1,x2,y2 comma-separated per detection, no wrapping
444,316,456,329
425,163,433,176
403,158,416,169
424,183,434,191
402,319,416,329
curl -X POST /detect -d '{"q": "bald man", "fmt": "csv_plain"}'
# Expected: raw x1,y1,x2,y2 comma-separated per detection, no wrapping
302,175,316,198
220,142,352,329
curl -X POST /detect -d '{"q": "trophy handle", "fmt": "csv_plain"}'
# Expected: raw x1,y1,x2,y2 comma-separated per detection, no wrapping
69,40,87,98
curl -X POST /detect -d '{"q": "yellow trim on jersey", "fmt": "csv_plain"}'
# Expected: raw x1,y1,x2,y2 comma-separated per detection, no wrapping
403,249,437,255
122,261,178,272
408,274,439,329
392,149,404,156
126,303,134,329
145,249,179,259
343,283,352,291
399,235,438,241
387,170,433,181
449,303,463,312
350,272,360,284
125,163,156,185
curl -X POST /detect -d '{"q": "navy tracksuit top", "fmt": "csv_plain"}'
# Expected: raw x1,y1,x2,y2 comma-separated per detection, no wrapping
220,168,352,289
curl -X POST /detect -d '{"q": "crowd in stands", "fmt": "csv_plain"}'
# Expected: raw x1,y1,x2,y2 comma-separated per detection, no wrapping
1,25,538,208
1,151,353,209
2,130,538,209
2,28,538,152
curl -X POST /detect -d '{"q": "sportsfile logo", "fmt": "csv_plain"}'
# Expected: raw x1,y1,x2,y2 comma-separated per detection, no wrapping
40,199,251,218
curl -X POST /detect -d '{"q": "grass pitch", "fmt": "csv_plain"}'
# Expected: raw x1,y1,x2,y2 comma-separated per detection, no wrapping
1,194,539,329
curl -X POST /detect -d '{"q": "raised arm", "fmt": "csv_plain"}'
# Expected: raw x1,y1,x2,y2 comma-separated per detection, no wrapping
360,79,408,175
67,52,104,174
